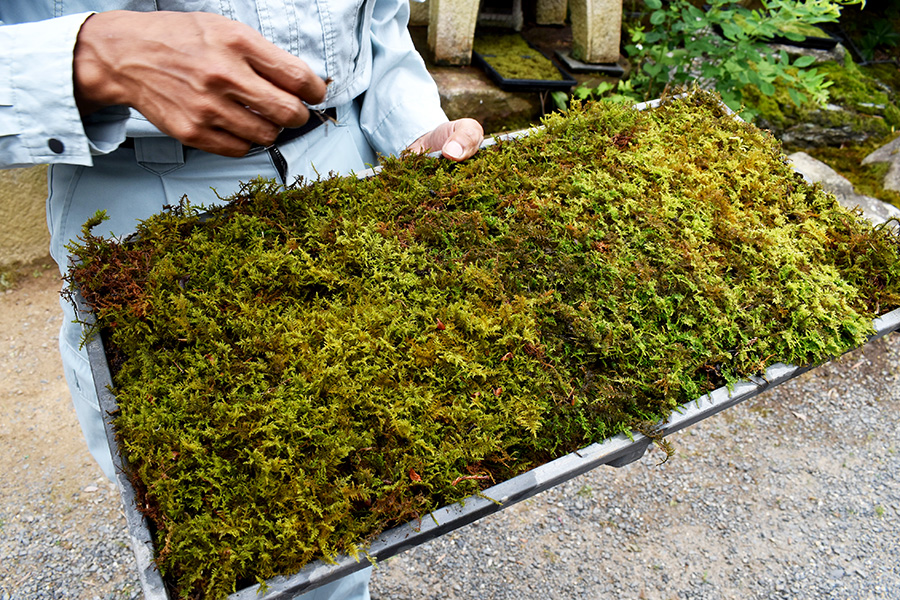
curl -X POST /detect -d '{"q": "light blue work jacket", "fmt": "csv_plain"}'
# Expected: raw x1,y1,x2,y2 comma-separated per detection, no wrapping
0,0,447,168
0,1,449,494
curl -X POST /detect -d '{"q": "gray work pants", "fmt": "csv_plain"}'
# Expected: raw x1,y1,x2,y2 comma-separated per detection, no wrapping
48,101,377,600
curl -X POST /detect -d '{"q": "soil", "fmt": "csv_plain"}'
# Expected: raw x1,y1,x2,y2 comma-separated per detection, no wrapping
0,262,98,492
0,260,136,599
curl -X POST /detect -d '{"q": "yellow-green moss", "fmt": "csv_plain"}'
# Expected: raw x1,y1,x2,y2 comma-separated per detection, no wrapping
473,34,563,81
818,59,900,126
743,57,900,135
69,91,900,599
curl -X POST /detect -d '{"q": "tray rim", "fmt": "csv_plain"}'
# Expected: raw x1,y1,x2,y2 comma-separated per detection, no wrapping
77,96,899,598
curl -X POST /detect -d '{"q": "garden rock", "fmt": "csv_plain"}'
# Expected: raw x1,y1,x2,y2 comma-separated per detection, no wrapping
774,107,879,148
430,67,543,134
861,136,900,193
768,42,846,66
788,151,900,226
754,45,895,149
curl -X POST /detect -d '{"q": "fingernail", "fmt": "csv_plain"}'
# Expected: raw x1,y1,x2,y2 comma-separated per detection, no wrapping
444,140,463,160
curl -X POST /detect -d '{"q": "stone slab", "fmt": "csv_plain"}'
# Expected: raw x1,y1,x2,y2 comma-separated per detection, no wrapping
861,135,900,166
427,0,480,65
884,160,900,193
429,66,544,134
536,0,568,25
768,42,846,65
861,136,900,193
569,0,623,64
788,151,900,227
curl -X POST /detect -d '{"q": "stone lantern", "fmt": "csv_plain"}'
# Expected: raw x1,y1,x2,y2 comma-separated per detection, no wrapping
412,0,623,68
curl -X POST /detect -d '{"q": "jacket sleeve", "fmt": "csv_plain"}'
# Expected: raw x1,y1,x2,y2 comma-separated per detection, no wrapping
0,12,129,169
358,0,449,157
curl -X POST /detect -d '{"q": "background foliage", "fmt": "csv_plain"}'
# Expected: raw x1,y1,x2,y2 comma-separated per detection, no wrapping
573,0,865,120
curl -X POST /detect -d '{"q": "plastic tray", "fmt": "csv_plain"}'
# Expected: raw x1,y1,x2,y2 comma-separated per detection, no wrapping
80,104,900,598
472,48,576,93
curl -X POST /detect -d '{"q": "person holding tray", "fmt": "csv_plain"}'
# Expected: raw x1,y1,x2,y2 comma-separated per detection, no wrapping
0,3,483,598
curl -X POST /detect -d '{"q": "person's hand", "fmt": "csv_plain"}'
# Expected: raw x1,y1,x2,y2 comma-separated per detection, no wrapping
407,118,484,162
73,11,328,157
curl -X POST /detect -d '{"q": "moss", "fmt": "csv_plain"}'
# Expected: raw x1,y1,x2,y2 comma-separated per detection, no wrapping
862,62,900,93
69,91,900,599
817,59,899,125
743,57,900,140
0,268,17,292
473,34,563,81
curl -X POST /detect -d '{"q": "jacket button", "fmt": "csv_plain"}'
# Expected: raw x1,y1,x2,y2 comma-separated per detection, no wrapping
48,138,65,154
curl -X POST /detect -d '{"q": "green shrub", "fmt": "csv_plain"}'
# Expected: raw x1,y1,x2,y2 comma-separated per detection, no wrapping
625,0,864,117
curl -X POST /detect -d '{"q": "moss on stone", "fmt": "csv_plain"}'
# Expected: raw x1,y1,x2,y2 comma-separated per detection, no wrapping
743,56,900,141
818,59,899,124
863,62,900,93
801,132,900,210
69,91,900,599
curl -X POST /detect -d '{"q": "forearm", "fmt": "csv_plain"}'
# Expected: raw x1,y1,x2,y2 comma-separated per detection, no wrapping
358,0,449,156
0,13,127,168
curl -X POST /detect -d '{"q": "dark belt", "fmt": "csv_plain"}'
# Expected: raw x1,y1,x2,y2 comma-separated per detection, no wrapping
120,107,337,151
120,107,337,184
254,107,338,150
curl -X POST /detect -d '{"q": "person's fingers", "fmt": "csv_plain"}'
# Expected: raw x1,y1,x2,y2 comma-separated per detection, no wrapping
179,20,325,130
140,100,260,156
241,36,329,107
191,100,287,148
233,87,313,131
180,126,255,157
73,11,328,156
441,118,483,161
407,119,485,161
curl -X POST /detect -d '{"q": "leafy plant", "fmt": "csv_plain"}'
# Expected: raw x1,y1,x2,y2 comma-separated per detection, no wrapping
625,0,865,116
552,79,640,111
857,20,900,62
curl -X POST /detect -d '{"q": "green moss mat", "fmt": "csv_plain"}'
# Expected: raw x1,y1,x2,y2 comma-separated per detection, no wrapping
70,92,900,599
473,34,564,81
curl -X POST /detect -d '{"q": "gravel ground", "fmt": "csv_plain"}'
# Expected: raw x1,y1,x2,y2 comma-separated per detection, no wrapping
368,333,900,600
1,271,899,600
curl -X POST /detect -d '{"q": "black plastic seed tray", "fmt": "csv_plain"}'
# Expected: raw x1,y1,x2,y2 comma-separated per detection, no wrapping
472,48,576,93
